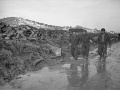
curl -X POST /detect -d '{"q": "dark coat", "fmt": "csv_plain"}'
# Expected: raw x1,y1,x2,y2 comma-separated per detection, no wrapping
97,33,111,46
69,34,79,46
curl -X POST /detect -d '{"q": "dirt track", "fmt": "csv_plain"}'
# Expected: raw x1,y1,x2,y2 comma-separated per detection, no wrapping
1,42,120,90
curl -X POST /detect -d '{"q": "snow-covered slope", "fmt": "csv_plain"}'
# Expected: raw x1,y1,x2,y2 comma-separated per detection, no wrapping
0,17,98,32
0,17,47,29
0,17,68,30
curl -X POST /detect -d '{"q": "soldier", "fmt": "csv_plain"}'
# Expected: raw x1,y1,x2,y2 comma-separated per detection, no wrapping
69,32,79,60
79,30,95,60
97,28,111,60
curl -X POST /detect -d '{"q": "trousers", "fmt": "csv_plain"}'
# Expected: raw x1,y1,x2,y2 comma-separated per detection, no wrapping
71,45,78,60
82,43,90,58
98,44,107,56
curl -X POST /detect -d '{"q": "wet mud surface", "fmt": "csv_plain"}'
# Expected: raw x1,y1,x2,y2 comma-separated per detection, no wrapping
1,43,120,90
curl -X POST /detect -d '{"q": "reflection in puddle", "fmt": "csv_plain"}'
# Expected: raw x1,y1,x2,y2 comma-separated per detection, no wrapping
97,61,106,73
0,60,97,90
67,63,89,88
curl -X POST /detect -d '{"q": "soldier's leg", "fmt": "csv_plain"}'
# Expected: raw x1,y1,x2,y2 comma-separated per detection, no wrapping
85,44,90,59
98,44,103,60
73,47,77,59
71,45,73,57
82,44,86,59
71,45,75,58
103,45,107,58
74,46,78,60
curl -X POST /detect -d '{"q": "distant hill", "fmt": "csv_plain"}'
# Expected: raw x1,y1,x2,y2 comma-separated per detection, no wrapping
0,17,47,29
0,17,70,30
0,17,100,33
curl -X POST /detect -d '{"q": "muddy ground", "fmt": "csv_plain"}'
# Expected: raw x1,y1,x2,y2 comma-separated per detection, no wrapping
0,42,120,90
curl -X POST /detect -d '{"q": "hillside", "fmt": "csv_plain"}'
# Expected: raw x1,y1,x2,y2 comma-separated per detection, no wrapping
0,17,99,32
0,17,69,30
0,17,71,86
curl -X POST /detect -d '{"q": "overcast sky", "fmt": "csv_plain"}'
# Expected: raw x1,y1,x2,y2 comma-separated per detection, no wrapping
0,0,120,32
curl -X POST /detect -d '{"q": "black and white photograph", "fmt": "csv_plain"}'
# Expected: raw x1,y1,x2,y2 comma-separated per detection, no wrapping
0,0,120,90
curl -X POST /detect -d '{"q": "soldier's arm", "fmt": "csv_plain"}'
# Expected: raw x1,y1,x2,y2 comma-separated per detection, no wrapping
89,35,96,44
96,37,100,44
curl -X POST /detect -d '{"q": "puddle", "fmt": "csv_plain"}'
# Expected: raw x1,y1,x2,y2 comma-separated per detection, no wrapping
1,48,120,90
0,62,90,90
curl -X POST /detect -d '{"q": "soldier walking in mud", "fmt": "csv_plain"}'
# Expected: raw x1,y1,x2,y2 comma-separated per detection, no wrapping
79,30,95,60
97,28,111,60
69,32,79,60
